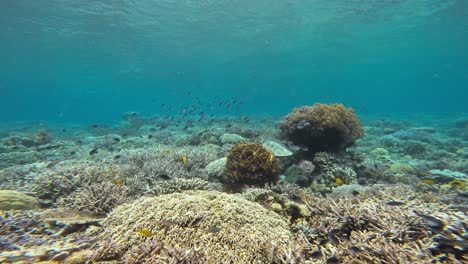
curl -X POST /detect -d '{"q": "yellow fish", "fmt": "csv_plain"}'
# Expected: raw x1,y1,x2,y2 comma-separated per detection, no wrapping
448,180,465,189
163,149,171,154
113,178,123,185
335,177,343,185
137,229,153,237
421,179,434,185
181,156,188,164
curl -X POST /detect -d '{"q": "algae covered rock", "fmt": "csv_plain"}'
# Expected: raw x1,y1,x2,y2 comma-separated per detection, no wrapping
0,190,40,210
99,190,293,263
204,157,227,179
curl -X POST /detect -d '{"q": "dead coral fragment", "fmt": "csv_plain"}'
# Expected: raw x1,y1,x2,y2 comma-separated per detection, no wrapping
279,103,364,152
223,142,281,187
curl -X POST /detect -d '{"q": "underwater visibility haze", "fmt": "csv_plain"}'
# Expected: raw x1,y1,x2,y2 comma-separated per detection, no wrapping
0,0,467,263
1,0,468,122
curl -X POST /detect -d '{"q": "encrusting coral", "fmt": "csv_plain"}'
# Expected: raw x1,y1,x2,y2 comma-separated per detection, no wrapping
223,142,281,188
95,190,295,263
279,103,364,153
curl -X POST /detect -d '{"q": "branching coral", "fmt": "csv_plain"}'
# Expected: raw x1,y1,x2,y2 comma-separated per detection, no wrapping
122,240,208,264
223,142,281,188
0,160,127,206
57,181,131,215
97,190,294,263
118,145,220,184
279,103,364,153
146,178,224,196
283,184,468,262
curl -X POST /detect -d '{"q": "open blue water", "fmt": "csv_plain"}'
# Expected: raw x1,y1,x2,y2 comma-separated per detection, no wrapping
1,0,467,123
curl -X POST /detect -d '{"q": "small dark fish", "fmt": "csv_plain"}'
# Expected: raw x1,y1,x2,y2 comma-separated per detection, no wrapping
89,148,99,155
198,129,210,136
206,226,221,233
114,155,121,160
328,233,340,246
327,256,340,264
225,123,233,128
147,133,153,139
421,215,444,231
352,190,360,196
310,251,323,258
386,201,405,206
189,217,203,227
91,124,99,129
70,151,76,155
160,124,169,130
113,138,121,143
349,246,362,254
61,129,67,132
47,161,61,169
149,127,156,132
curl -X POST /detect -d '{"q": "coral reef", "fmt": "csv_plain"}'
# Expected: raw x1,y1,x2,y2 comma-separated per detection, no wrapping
279,103,364,153
96,190,294,263
146,178,224,196
223,142,281,188
0,210,97,263
0,190,39,210
288,184,468,262
57,181,132,215
118,145,220,183
285,160,316,187
311,152,357,191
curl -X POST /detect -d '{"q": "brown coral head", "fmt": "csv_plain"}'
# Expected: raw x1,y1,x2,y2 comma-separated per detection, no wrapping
223,142,281,187
279,103,364,153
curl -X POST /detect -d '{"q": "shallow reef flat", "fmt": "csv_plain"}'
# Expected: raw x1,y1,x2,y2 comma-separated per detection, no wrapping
0,109,467,263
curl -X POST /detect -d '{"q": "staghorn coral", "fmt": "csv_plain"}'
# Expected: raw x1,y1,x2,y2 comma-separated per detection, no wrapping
122,240,208,264
146,178,224,196
98,190,294,263
223,142,281,188
57,181,132,215
118,145,219,184
0,160,127,206
0,210,97,263
282,184,468,262
0,190,39,210
279,103,364,153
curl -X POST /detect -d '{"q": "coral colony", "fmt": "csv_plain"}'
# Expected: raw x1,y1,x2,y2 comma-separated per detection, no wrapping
0,103,467,263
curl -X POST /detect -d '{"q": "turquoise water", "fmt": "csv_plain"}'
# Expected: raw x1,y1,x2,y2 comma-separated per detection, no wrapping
1,0,467,123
